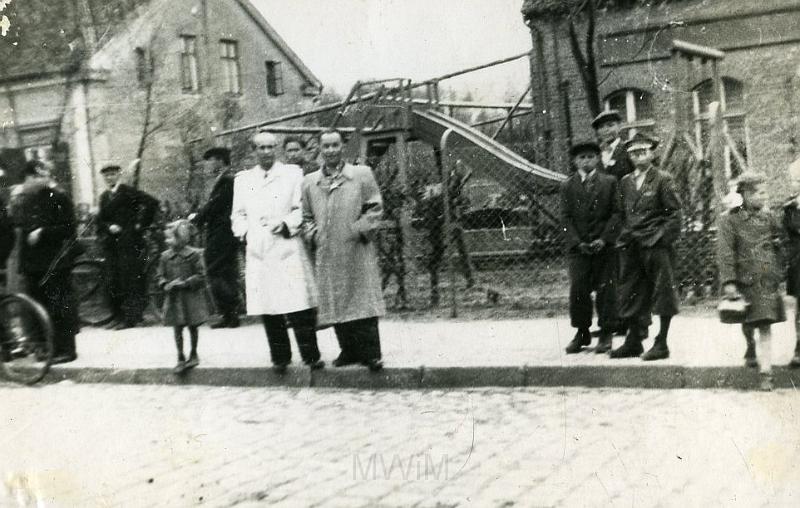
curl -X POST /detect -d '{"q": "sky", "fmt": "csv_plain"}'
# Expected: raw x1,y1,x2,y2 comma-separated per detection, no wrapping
253,0,533,101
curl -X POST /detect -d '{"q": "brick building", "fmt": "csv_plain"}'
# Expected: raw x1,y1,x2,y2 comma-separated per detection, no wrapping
0,0,321,207
521,0,800,198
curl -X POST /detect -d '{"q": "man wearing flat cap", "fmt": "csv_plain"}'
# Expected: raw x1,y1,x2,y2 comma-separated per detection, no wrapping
592,110,634,181
189,147,242,328
97,164,159,329
610,132,682,361
561,140,621,354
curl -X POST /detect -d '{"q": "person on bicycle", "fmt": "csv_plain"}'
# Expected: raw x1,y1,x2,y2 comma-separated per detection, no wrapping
9,160,79,364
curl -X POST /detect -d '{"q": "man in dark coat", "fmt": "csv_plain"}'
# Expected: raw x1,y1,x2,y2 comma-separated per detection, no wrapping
97,165,159,329
592,110,634,181
10,160,79,363
561,140,621,354
783,189,800,368
190,147,241,328
0,194,13,270
611,133,682,361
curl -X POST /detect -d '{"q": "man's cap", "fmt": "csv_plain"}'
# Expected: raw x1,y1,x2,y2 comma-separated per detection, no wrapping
100,164,121,174
736,171,765,192
624,132,659,152
591,110,622,129
202,147,231,162
569,139,601,157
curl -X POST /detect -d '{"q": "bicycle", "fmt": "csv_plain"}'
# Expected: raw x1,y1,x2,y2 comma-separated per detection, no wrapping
0,290,55,384
71,253,165,327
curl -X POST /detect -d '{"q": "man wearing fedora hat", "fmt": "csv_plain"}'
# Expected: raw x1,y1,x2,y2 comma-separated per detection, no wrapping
190,147,242,328
611,132,682,361
561,140,621,354
592,110,634,181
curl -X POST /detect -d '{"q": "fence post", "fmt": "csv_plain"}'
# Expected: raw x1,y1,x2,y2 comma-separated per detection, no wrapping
440,128,457,318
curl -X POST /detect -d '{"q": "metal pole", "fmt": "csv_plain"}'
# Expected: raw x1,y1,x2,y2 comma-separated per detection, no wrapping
492,84,532,140
440,128,457,318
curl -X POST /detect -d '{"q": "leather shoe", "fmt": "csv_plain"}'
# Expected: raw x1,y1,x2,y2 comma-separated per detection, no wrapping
759,373,774,392
364,358,383,372
210,320,229,329
332,355,359,367
609,337,644,359
51,353,77,365
272,363,289,375
788,355,800,369
565,329,591,354
112,322,134,331
642,344,669,361
185,356,199,369
595,333,613,354
308,360,325,370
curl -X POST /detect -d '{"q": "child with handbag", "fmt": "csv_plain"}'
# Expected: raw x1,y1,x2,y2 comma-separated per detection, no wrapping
717,172,785,390
157,220,210,374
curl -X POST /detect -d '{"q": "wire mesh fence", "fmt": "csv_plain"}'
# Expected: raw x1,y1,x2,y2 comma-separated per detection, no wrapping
180,98,723,320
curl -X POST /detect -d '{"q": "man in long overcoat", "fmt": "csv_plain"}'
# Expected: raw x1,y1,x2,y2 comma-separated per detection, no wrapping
190,147,241,328
611,133,682,361
10,160,79,363
302,129,385,371
560,140,621,355
232,132,322,373
97,165,159,329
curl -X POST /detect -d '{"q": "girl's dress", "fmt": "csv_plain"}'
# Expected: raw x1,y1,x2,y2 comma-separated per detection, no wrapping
717,206,786,324
157,246,210,326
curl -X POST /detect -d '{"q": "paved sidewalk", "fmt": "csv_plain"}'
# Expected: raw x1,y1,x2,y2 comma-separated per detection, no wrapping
35,312,800,389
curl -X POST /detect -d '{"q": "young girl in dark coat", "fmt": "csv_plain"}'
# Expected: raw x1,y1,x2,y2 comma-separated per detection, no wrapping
717,173,785,391
157,220,210,374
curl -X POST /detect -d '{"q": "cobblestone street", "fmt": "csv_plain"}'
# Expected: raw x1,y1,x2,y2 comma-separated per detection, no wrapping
2,384,800,507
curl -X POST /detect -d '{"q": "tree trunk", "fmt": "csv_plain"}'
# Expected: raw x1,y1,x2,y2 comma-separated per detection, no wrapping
567,0,602,118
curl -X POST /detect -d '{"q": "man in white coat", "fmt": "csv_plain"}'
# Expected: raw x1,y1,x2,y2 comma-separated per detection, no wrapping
232,131,323,374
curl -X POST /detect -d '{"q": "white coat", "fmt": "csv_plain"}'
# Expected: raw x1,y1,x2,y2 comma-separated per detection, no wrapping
231,162,317,315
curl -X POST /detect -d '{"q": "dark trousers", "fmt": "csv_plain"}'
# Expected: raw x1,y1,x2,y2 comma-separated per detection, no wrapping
106,243,147,324
261,308,320,365
568,248,617,331
333,317,382,362
25,269,78,357
617,243,679,330
207,252,241,320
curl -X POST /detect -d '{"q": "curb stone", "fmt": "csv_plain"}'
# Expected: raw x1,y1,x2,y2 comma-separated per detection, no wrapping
24,365,800,390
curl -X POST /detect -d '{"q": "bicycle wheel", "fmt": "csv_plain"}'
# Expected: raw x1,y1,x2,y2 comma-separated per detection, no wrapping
0,293,54,385
71,259,114,327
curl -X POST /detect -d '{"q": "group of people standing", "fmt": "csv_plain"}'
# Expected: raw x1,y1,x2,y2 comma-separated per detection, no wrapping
561,109,800,390
561,110,682,361
162,128,386,374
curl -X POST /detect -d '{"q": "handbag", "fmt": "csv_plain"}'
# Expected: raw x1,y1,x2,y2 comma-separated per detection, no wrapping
717,296,749,324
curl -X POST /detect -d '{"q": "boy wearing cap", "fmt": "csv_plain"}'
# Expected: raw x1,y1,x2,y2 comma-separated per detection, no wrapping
561,140,621,354
611,132,682,360
190,147,242,328
592,110,634,181
719,173,784,390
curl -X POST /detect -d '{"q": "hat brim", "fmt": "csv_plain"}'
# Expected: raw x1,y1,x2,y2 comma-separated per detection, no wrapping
626,141,657,152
